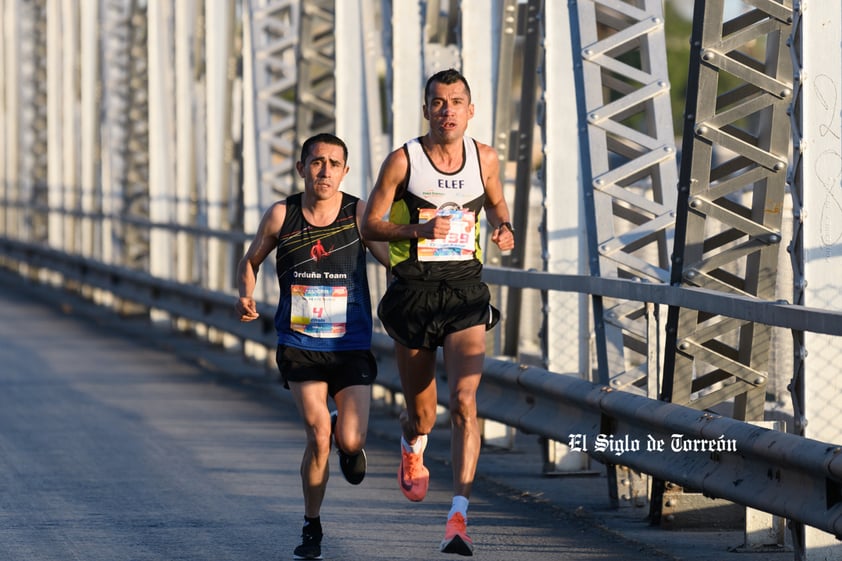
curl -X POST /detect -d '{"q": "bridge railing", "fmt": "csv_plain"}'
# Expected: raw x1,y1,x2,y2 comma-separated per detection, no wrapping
1,235,841,540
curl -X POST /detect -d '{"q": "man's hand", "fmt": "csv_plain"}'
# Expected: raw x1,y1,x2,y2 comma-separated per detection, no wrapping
236,297,260,322
491,223,515,252
419,214,452,239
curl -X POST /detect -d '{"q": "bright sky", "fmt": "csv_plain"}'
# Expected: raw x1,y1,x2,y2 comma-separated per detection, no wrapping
670,0,749,20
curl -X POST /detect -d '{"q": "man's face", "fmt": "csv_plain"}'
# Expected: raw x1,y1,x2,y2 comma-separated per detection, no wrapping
297,142,349,200
423,80,475,142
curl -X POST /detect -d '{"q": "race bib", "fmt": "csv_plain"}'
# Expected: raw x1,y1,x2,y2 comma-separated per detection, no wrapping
417,207,476,261
289,285,348,338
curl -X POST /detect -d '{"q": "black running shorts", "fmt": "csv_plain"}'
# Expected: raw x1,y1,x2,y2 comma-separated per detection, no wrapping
377,278,500,350
276,346,378,398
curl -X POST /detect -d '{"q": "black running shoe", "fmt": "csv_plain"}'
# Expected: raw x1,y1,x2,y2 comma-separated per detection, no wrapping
331,411,367,485
293,526,323,560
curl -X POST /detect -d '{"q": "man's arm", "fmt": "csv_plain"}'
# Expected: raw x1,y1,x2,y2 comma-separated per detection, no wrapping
235,201,286,322
355,199,390,268
478,143,515,252
361,148,453,242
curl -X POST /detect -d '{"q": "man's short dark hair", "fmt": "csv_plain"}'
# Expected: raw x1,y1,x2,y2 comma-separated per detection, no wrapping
300,133,348,164
424,68,472,105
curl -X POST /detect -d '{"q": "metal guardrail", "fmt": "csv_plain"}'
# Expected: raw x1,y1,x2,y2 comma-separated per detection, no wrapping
1,236,841,539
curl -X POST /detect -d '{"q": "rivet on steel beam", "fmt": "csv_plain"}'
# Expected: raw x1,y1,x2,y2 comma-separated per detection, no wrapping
773,161,786,172
678,341,689,351
701,50,715,62
781,87,792,98
695,124,708,136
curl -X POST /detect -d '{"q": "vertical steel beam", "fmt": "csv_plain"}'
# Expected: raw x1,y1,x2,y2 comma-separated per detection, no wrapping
389,0,423,144
789,1,842,557
46,0,62,251
175,0,200,285
336,0,388,198
148,0,176,286
1,0,20,238
460,0,497,146
501,0,541,357
60,0,80,255
539,0,591,474
79,1,99,259
205,0,236,291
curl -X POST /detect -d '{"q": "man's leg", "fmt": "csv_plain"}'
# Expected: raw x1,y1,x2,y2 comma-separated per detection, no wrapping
395,342,437,501
332,384,371,485
289,380,331,559
289,380,332,517
395,342,438,440
443,324,485,498
332,384,371,455
440,324,485,556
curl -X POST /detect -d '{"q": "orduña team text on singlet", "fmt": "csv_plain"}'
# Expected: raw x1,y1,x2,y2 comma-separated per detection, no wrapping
274,192,373,351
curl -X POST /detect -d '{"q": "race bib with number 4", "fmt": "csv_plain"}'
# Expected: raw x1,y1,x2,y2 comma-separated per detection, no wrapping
289,285,348,337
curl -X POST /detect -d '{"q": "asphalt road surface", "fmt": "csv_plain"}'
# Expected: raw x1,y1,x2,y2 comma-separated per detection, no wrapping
0,274,674,561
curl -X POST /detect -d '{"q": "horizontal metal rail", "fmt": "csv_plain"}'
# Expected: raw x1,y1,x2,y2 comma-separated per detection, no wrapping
482,267,842,337
2,236,841,538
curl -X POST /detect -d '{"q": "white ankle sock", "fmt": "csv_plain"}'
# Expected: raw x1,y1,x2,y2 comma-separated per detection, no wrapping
448,495,469,520
401,434,428,454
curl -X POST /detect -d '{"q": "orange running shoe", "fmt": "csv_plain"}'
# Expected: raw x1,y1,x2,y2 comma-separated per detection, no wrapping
397,448,429,502
440,512,473,556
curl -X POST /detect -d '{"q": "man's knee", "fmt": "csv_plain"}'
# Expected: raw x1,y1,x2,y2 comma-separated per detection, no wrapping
448,389,478,424
335,431,366,455
307,425,333,457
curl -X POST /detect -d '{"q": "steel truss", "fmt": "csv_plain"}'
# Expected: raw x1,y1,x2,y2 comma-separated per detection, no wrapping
295,0,336,145
101,0,151,271
654,0,794,541
663,0,793,421
572,0,679,395
8,0,50,245
244,0,300,203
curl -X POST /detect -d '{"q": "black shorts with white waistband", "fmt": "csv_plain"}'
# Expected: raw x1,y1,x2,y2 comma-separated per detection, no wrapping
377,278,500,351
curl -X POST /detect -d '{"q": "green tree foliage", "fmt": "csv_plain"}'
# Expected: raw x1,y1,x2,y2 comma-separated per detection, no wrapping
664,0,694,137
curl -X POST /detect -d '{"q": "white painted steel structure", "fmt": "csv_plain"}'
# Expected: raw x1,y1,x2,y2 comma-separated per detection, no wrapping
0,1,840,558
